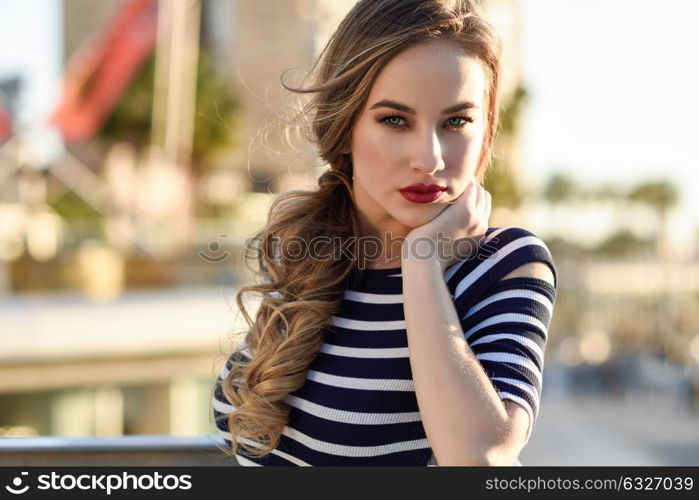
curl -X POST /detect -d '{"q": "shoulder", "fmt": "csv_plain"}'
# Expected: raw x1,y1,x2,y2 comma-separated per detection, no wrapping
446,226,558,300
479,226,550,253
500,259,555,287
480,227,556,288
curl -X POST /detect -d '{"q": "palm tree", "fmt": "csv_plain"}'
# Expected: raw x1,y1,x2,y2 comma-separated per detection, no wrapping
627,180,678,259
539,171,582,243
595,229,653,257
543,172,578,206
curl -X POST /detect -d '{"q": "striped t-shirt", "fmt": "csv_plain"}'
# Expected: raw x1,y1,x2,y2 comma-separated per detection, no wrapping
212,226,557,466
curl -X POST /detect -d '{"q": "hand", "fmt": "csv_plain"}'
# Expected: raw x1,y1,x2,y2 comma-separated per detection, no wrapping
404,178,492,271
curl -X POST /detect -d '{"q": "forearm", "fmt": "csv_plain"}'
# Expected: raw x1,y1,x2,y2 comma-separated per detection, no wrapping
401,255,510,466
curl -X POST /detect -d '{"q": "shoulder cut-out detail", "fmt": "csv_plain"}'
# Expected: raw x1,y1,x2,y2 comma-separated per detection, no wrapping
499,261,555,287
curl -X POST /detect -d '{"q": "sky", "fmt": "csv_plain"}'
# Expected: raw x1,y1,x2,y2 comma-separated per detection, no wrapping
0,0,62,128
1,0,698,238
0,0,62,164
519,0,699,232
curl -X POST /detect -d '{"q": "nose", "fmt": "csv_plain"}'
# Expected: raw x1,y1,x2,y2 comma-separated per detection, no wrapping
408,129,445,174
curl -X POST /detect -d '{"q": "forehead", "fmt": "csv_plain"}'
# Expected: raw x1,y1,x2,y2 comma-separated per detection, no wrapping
367,39,487,109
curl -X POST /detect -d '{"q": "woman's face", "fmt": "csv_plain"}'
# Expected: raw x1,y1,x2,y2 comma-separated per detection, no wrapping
349,39,488,238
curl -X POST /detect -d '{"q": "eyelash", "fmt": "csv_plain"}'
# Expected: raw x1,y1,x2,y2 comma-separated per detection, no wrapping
377,114,474,130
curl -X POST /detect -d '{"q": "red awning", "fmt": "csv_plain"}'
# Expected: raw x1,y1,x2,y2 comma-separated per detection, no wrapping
0,100,11,142
49,0,159,142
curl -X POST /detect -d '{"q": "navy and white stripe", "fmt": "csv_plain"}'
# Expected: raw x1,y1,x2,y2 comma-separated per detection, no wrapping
212,226,557,466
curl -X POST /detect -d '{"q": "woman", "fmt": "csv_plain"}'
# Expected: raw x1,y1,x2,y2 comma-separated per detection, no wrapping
212,0,557,466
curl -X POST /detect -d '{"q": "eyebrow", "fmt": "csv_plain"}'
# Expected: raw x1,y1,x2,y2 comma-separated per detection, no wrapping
369,99,480,114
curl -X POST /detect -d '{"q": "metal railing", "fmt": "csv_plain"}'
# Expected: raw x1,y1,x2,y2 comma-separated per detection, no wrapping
0,435,238,466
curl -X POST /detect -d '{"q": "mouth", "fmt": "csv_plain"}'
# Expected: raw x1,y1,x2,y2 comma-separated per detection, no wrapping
398,185,447,204
399,183,447,193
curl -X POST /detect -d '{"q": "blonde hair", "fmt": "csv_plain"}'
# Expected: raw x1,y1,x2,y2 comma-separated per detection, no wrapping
219,0,502,458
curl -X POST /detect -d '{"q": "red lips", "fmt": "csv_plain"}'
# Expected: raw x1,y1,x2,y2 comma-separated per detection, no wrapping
399,183,446,193
399,184,447,204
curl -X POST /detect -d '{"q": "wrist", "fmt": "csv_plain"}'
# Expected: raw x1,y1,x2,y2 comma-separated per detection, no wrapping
402,235,459,273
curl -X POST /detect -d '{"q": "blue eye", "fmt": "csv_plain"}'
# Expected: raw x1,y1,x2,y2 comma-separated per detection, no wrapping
379,115,406,128
378,114,474,130
446,116,473,128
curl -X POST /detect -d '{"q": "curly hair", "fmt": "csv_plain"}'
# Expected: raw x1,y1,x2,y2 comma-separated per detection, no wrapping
218,0,502,458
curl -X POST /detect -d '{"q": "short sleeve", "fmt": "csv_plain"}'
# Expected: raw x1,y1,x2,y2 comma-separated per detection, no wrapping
447,226,557,444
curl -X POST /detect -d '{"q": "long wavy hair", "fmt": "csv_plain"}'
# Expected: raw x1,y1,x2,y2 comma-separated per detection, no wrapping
219,0,503,458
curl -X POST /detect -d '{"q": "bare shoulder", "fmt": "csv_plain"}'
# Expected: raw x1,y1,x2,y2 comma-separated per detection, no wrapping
499,261,555,286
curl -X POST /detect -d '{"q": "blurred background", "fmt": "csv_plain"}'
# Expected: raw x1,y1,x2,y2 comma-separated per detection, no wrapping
1,0,698,465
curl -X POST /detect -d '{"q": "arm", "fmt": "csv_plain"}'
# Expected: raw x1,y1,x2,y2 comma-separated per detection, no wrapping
402,256,555,466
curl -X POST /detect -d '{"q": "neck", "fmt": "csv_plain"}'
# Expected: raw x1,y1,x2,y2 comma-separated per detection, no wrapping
366,255,402,270
356,219,407,270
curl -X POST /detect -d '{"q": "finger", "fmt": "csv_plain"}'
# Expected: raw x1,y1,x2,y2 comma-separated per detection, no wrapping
483,190,492,233
451,180,475,205
472,182,484,214
477,185,489,230
483,189,491,213
462,184,479,233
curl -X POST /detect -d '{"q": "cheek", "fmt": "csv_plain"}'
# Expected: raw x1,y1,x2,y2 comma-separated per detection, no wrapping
352,123,395,176
446,136,480,170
